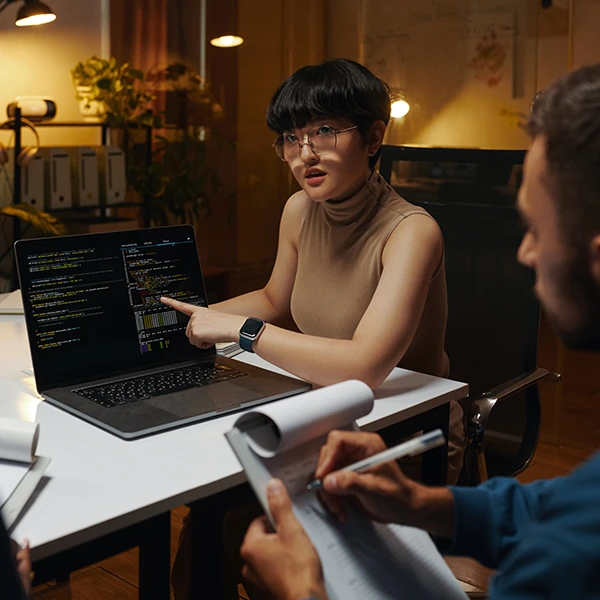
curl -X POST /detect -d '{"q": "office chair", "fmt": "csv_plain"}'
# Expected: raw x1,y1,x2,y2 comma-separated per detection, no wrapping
380,145,561,485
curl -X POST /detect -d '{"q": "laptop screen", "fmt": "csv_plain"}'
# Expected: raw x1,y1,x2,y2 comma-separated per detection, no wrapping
15,225,209,390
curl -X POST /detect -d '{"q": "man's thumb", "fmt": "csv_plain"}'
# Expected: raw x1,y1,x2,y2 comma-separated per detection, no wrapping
266,479,297,531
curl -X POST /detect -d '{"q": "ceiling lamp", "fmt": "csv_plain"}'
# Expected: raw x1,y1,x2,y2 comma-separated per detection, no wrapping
16,0,55,26
210,35,244,48
0,0,56,26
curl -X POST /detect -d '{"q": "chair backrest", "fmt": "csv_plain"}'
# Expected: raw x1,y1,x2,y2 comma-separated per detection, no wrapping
380,145,540,479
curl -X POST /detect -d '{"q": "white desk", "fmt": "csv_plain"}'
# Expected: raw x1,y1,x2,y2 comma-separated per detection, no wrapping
0,314,467,598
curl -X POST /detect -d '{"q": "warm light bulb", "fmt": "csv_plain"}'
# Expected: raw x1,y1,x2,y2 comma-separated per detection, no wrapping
210,35,244,48
391,99,410,119
16,13,56,26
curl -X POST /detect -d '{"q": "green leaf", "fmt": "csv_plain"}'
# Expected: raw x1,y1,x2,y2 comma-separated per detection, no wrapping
0,204,67,236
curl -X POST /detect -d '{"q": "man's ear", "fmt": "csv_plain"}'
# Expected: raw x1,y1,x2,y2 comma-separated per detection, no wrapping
368,121,386,155
590,234,600,284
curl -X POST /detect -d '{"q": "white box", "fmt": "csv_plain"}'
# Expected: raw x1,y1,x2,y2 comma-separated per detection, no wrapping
41,147,72,210
71,146,99,207
97,145,126,205
0,149,45,209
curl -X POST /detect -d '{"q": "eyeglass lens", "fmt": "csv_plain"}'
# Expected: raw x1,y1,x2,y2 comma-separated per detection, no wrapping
275,126,337,161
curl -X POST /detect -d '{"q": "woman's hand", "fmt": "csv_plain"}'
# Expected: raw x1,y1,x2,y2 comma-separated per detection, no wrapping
241,479,328,600
160,297,246,349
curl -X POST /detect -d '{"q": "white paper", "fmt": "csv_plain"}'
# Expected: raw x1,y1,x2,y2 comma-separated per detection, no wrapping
234,380,373,458
226,380,468,600
0,463,29,508
0,290,24,314
0,417,39,463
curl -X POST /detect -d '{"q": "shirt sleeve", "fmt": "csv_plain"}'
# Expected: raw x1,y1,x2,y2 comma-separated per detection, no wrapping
447,476,560,568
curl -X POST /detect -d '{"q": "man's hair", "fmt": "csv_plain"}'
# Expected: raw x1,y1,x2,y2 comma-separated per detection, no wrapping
528,64,600,249
266,58,391,168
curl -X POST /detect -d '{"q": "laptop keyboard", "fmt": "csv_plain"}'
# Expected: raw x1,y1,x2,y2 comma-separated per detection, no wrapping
73,363,247,408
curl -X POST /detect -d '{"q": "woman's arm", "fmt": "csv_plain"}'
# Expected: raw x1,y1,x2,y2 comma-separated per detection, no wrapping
250,214,442,386
163,214,443,388
208,192,306,325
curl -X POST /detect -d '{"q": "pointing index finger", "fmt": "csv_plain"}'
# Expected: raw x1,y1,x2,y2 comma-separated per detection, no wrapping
160,296,196,316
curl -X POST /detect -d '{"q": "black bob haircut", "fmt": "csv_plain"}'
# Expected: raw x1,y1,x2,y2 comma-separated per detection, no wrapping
266,58,391,168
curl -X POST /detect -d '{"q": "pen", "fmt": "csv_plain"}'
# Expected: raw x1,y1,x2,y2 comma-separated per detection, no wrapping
306,428,446,492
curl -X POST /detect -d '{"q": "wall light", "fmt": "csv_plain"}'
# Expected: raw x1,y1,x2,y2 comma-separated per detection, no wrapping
0,0,56,27
210,35,244,48
391,98,410,119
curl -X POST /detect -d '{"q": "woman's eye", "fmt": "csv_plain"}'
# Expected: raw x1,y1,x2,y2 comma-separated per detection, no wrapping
315,125,334,136
283,133,297,144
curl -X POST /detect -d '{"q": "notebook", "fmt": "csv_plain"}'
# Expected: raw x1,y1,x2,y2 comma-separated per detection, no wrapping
225,380,468,600
14,225,311,439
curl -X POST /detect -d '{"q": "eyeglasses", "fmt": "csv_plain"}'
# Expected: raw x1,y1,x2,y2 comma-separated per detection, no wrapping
273,125,358,162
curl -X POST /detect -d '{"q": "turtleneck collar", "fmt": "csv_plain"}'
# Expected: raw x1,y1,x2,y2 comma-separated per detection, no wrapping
320,169,384,227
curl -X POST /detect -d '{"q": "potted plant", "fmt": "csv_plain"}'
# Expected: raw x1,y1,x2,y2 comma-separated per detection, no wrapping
71,56,162,130
131,63,227,227
0,203,67,291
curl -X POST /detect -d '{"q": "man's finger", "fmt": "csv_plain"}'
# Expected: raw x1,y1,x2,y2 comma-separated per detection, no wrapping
323,470,383,497
266,479,301,534
160,296,196,316
242,515,271,547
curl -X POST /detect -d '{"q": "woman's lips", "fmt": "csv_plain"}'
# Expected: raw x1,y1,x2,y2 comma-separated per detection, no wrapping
305,172,326,186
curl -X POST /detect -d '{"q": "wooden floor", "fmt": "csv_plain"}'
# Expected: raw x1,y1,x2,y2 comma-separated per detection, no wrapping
27,439,595,600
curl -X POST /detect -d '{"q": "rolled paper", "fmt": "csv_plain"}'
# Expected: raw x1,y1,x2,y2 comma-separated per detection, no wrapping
0,417,39,463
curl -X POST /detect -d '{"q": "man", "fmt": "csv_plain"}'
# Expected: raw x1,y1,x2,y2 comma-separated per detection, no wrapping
239,63,600,600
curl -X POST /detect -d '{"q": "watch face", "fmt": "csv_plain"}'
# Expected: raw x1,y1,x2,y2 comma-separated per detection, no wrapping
242,318,265,337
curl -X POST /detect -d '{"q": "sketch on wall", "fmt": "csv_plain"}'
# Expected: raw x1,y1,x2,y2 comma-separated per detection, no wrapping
361,0,535,149
465,13,515,96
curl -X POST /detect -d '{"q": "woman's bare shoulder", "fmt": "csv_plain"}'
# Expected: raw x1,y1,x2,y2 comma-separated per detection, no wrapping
281,190,311,227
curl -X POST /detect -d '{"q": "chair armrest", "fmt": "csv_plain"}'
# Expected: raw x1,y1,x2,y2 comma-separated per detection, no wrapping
466,368,561,448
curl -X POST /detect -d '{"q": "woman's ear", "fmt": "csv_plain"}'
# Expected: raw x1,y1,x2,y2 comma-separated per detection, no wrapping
367,121,386,156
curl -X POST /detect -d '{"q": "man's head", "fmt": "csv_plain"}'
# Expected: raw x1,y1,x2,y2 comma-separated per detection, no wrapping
518,64,600,351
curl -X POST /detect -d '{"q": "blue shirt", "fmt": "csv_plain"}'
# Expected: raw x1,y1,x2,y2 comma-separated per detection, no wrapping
450,452,600,599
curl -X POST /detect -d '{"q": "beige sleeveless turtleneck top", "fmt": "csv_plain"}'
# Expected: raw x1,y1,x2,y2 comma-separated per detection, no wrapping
290,170,449,378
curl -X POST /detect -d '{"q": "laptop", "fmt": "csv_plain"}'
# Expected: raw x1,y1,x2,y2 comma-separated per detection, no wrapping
14,225,311,439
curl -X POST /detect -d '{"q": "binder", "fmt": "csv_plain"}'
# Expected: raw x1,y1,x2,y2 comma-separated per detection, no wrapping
71,146,100,207
98,145,126,205
0,150,44,209
41,147,72,210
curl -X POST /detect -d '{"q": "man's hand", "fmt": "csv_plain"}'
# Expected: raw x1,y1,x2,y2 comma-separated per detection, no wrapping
10,538,33,596
315,430,455,539
160,297,246,349
315,430,418,524
241,479,328,600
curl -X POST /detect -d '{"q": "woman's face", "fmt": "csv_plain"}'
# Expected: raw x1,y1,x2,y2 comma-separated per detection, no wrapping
283,118,373,203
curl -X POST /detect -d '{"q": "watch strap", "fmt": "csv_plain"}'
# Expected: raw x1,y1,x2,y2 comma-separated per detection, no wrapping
239,332,254,352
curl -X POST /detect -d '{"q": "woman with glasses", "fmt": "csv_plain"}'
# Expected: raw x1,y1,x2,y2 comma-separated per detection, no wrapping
162,58,463,482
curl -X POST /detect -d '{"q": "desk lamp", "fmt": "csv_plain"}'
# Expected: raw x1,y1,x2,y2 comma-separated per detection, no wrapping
0,0,56,26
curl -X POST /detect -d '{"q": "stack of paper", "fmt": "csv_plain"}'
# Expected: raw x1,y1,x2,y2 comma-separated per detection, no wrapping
0,417,49,532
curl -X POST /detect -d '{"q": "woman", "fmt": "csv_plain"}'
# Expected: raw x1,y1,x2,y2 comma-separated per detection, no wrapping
163,58,463,477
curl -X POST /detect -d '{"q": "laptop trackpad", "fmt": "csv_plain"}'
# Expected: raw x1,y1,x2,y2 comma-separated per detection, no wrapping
147,382,264,418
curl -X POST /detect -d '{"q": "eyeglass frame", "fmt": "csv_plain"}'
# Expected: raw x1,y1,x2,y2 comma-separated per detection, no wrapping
272,124,359,162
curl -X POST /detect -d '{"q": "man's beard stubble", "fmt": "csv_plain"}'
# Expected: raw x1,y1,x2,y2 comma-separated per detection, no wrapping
547,252,600,352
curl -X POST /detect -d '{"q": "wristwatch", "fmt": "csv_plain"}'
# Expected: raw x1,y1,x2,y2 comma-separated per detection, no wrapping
239,317,266,353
